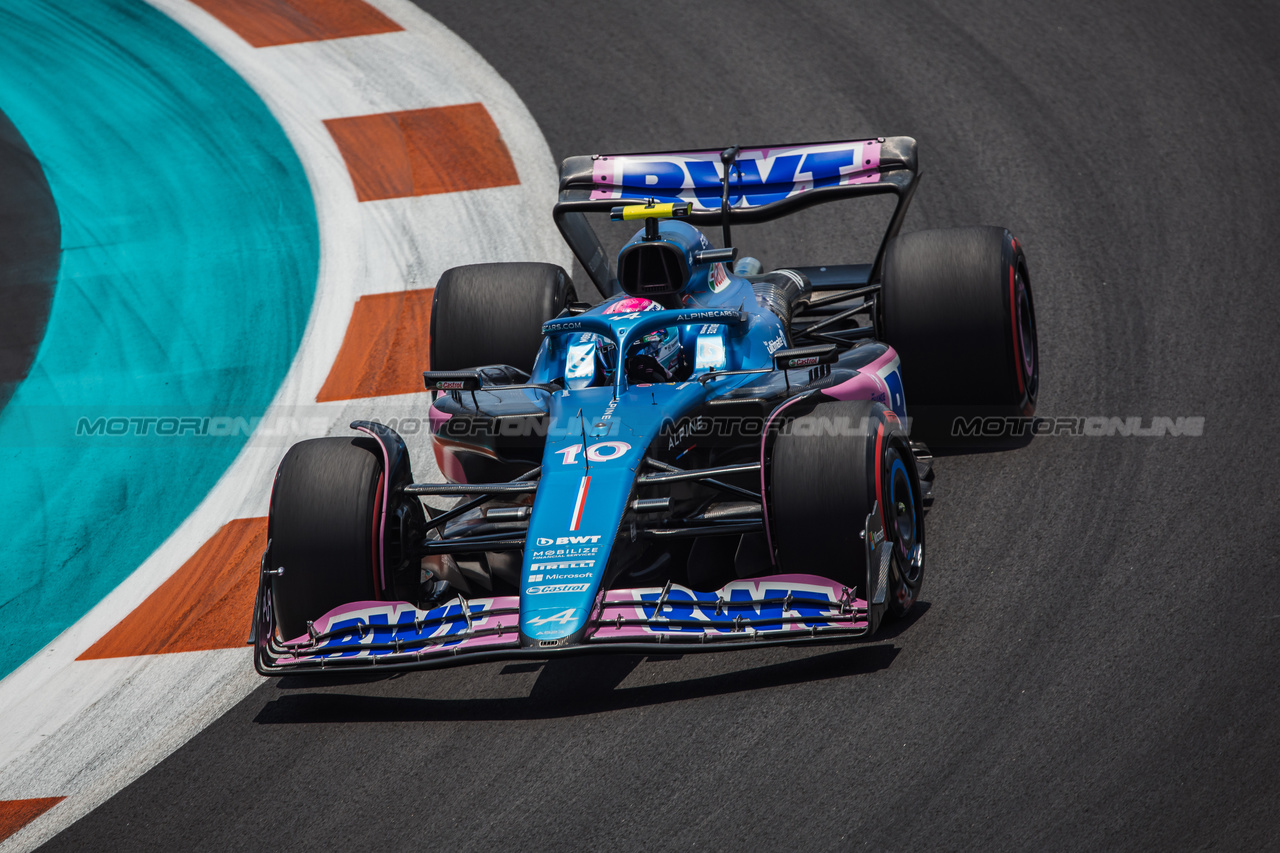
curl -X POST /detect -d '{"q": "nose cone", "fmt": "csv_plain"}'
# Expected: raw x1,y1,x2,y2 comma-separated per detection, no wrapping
517,382,709,647
518,467,632,644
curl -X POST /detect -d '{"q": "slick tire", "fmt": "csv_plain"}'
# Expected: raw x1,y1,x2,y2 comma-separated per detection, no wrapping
769,400,924,614
430,262,576,374
268,437,383,642
880,226,1038,444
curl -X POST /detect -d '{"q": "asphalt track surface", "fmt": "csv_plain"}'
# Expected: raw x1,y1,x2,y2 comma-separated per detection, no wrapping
42,1,1280,850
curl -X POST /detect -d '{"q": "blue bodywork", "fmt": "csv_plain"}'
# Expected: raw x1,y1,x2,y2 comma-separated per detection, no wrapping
417,220,907,648
516,223,795,643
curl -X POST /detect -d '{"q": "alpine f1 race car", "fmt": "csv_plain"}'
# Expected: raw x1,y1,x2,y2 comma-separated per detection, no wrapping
252,136,1039,674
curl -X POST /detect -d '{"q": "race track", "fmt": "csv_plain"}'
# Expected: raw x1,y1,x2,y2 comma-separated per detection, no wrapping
31,1,1280,849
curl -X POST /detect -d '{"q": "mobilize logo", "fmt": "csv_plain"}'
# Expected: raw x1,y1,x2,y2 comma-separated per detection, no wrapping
535,535,603,547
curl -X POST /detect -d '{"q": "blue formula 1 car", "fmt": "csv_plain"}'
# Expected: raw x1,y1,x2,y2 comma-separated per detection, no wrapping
253,136,1039,674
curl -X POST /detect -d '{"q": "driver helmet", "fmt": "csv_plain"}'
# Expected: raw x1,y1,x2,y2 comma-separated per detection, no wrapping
627,326,685,383
602,297,686,382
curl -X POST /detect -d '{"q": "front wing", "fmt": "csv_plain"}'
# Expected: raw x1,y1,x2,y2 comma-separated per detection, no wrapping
255,569,892,675
254,508,893,675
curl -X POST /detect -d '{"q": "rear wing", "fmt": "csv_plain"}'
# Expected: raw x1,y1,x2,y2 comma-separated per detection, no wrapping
554,136,919,297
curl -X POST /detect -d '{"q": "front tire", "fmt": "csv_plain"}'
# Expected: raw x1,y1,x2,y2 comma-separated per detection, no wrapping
429,262,575,373
268,437,383,641
769,399,924,614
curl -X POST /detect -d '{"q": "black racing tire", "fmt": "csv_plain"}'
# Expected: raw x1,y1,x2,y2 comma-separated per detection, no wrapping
769,399,924,615
881,226,1038,439
429,262,575,373
268,437,383,642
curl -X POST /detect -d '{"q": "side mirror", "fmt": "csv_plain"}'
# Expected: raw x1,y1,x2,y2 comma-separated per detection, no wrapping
422,370,482,392
773,344,839,371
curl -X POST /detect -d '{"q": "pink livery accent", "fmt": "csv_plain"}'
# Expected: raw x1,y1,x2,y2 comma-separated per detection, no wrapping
428,403,453,432
433,441,470,485
267,575,871,669
590,574,869,641
279,597,522,662
590,140,883,206
824,347,901,406
823,371,888,404
603,296,662,314
427,404,472,484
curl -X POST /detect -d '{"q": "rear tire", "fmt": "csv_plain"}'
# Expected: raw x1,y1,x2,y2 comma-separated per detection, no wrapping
769,400,924,614
430,262,575,373
268,437,383,642
881,226,1038,441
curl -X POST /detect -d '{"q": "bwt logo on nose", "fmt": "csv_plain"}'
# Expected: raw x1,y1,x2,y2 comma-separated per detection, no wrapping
536,535,603,546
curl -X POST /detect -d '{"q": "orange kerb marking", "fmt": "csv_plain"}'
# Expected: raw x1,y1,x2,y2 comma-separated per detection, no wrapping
316,289,434,402
0,798,65,843
189,0,402,47
325,104,520,202
78,518,267,660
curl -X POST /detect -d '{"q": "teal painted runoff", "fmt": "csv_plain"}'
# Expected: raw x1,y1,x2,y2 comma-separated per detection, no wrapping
0,1,318,678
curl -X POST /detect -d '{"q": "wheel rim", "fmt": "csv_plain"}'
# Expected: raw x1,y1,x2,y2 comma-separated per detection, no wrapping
886,455,922,583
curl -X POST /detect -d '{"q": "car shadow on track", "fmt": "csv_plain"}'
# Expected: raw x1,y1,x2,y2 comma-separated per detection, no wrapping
254,603,929,723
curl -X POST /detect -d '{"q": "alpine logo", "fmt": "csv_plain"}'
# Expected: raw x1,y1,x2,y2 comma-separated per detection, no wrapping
665,416,707,451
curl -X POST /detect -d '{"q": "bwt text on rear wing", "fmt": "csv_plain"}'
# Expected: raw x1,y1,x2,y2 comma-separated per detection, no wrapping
552,136,919,297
